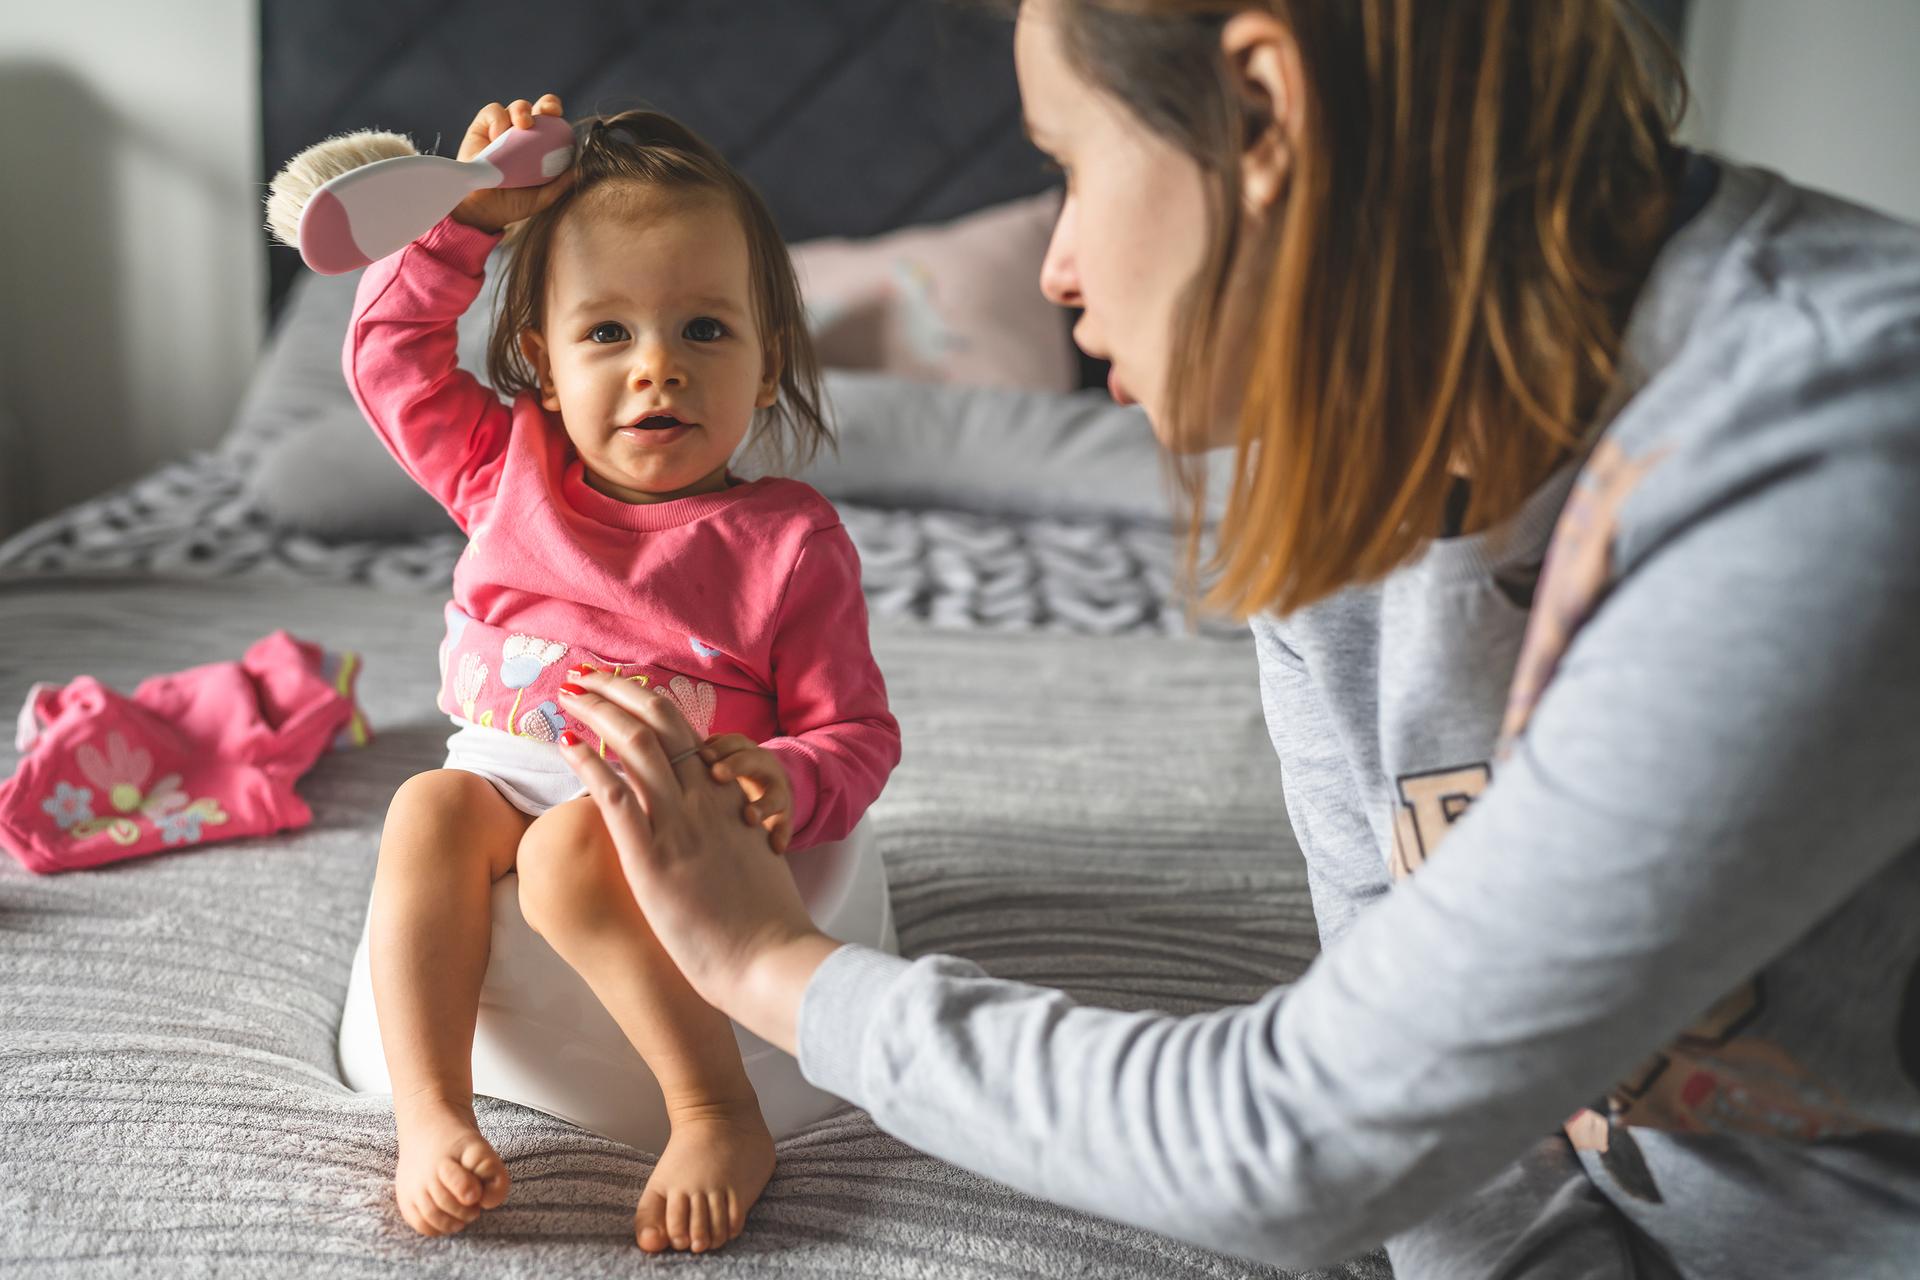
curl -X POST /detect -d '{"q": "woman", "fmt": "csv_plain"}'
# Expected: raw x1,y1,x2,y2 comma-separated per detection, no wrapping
547,0,1920,1273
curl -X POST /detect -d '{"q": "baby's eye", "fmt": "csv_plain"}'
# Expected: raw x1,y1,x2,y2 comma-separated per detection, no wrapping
684,317,726,343
587,322,629,344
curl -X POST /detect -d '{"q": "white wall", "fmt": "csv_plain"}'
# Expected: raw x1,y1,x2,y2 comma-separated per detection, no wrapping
1682,0,1920,225
0,0,262,535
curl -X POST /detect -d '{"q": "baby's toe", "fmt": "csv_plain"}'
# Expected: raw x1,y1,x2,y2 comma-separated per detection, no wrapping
691,1192,718,1252
727,1189,746,1236
436,1156,483,1208
635,1189,669,1253
704,1190,731,1249
477,1169,511,1210
423,1176,478,1231
667,1189,692,1251
460,1144,510,1208
409,1191,461,1236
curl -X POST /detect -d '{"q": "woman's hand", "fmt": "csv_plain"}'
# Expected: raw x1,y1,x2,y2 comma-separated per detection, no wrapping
700,734,795,854
449,94,576,234
554,669,840,1052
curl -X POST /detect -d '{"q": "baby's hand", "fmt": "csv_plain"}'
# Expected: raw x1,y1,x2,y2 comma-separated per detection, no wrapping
449,94,576,234
699,734,794,855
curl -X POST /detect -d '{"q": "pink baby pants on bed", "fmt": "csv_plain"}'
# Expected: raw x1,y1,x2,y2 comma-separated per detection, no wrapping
0,631,371,874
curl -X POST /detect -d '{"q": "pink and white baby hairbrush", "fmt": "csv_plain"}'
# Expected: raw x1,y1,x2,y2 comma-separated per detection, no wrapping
265,114,574,273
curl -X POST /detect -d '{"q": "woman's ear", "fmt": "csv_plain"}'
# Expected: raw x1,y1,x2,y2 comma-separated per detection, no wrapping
1221,12,1306,215
518,330,562,412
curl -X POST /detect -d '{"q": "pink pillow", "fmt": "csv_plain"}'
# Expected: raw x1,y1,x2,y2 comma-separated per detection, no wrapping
791,189,1076,393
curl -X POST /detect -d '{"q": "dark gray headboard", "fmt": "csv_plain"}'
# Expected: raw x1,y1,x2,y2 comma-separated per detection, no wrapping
259,0,1053,318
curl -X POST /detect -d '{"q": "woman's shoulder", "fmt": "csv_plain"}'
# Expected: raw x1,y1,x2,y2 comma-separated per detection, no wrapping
1624,159,1920,399
1597,160,1920,557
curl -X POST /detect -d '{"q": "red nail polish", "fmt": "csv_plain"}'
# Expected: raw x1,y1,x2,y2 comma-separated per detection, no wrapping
559,730,579,747
558,681,585,696
568,664,596,676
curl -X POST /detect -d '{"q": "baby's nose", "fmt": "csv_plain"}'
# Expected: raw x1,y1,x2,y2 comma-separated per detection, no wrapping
629,346,685,389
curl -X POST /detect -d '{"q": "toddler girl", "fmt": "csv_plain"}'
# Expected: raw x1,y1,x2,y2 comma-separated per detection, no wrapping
345,94,900,1254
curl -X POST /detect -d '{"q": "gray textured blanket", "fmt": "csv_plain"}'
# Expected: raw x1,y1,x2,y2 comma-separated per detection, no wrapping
0,573,1387,1278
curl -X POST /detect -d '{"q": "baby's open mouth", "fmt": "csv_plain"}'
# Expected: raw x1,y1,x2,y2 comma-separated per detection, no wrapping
628,413,690,431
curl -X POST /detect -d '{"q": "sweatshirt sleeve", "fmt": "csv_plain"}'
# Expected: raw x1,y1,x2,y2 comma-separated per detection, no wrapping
341,216,512,533
760,522,902,850
796,431,1920,1267
1252,625,1390,946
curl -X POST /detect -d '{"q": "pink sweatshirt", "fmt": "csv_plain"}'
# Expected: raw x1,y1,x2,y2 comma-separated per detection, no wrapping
343,217,899,850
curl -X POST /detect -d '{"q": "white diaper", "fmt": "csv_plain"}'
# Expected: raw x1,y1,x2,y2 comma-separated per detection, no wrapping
441,719,594,816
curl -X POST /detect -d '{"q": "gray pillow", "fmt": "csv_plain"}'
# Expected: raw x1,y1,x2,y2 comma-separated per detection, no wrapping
238,263,495,540
769,372,1226,524
239,260,1210,540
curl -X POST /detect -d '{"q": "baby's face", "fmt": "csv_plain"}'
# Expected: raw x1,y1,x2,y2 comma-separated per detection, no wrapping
523,186,776,503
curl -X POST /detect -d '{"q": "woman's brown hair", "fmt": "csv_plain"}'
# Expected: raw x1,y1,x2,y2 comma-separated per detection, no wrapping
485,110,831,474
1017,0,1683,618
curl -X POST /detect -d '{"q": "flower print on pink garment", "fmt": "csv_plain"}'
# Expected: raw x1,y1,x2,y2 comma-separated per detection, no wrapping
517,700,566,742
454,653,489,724
499,633,568,738
661,675,717,739
74,731,187,819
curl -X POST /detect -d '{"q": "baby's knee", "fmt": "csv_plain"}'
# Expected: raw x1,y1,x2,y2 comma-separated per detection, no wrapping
378,769,512,866
387,768,499,820
515,801,621,936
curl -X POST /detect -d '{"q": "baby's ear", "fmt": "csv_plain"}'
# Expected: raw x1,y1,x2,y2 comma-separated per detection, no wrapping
755,351,782,410
519,330,561,412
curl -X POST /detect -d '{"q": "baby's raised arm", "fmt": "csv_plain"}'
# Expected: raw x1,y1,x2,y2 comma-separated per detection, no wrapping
341,95,571,533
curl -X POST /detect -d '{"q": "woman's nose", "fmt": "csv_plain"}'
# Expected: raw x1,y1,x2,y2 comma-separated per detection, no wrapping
1038,201,1082,308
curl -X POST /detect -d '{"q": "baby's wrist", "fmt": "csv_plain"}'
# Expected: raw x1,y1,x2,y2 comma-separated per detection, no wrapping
448,197,505,234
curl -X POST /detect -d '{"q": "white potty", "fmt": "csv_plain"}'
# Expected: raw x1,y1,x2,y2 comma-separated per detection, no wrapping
337,819,894,1151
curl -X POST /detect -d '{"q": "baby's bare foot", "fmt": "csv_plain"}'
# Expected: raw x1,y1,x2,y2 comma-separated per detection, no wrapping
393,1097,510,1236
634,1098,775,1253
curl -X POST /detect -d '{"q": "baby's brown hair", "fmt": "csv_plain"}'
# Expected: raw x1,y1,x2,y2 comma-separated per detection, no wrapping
485,110,830,474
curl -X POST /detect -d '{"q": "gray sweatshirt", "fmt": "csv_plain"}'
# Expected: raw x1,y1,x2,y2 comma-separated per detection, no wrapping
797,159,1920,1277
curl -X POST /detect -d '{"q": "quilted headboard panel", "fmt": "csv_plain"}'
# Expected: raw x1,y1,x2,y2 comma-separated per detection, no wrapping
260,0,1052,318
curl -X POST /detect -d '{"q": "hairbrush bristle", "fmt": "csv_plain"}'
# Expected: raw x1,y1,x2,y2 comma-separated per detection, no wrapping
265,130,418,248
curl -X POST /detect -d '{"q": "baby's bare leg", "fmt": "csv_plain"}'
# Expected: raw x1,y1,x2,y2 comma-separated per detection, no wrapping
517,796,774,1255
370,769,530,1236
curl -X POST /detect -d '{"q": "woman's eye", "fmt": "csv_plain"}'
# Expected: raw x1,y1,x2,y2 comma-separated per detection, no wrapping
684,317,726,343
587,322,628,344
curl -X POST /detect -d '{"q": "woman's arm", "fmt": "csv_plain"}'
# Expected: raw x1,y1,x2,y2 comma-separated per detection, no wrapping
787,442,1920,1265
561,430,1920,1266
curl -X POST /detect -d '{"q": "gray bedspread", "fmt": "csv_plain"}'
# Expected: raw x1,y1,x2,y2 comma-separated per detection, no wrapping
0,572,1387,1278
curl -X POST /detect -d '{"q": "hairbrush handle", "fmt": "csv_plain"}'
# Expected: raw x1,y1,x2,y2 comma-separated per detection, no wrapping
472,113,576,187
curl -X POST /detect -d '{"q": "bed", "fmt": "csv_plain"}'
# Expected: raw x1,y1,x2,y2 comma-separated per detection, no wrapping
0,3,1386,1276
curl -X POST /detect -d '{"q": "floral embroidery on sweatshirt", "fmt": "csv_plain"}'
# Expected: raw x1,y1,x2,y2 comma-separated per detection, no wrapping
517,700,566,743
455,653,489,724
499,634,568,737
662,675,717,738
